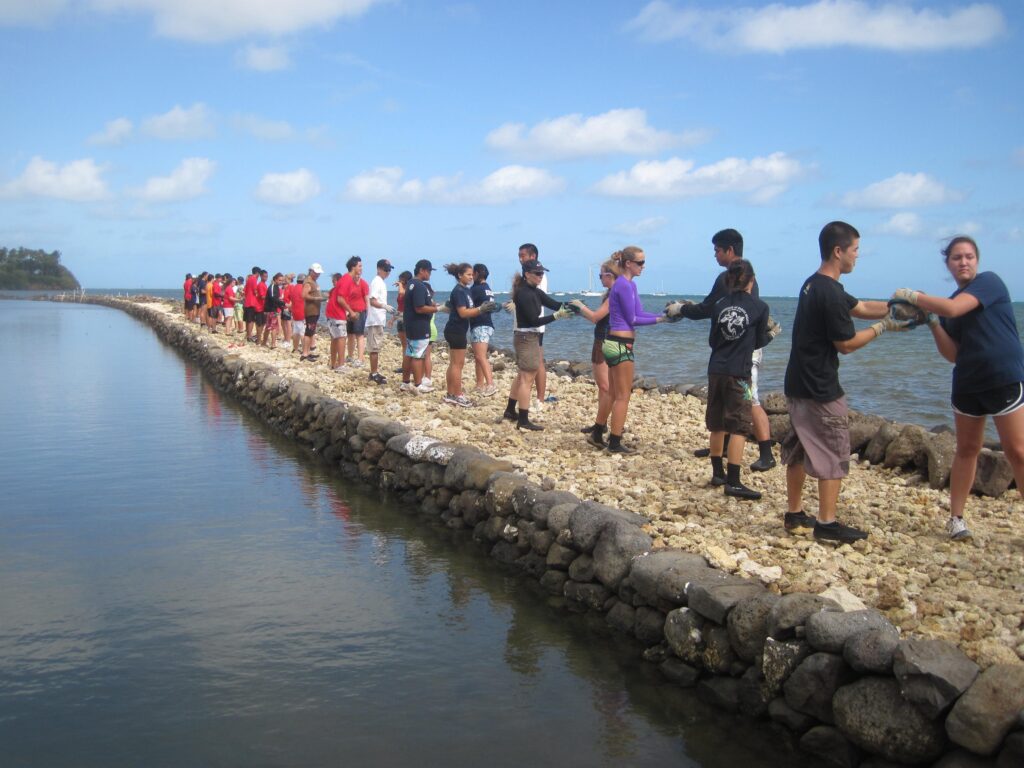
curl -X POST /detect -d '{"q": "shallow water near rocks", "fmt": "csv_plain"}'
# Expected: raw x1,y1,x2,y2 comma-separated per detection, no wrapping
0,301,807,767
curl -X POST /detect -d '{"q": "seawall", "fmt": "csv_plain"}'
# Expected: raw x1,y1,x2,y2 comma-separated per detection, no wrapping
80,296,1023,767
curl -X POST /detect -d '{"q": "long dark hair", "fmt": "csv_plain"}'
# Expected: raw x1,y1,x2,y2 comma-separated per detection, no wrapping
725,259,755,292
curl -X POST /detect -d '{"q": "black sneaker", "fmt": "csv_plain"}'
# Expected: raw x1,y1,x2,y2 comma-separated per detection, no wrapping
784,511,817,534
516,419,544,431
813,520,868,544
581,424,596,434
694,447,711,458
369,372,387,385
501,410,517,422
724,483,762,500
710,475,726,487
607,442,636,454
586,431,607,448
750,456,777,472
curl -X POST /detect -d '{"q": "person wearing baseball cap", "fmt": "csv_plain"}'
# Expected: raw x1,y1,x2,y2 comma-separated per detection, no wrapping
365,259,396,384
300,264,325,360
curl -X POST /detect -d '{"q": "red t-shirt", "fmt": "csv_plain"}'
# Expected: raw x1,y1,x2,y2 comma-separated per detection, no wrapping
223,283,236,308
183,278,192,301
244,275,257,308
325,282,345,320
211,281,223,307
338,273,369,312
290,283,305,320
254,280,267,312
397,290,405,312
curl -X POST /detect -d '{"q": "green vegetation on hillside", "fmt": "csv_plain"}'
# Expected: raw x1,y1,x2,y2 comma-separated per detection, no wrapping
0,247,80,290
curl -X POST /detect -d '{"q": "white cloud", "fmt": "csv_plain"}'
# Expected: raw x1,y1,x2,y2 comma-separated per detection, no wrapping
878,212,921,236
255,168,321,205
593,152,803,201
88,117,134,146
141,103,215,140
614,216,670,236
486,108,706,160
842,172,961,209
133,157,215,202
627,1,1005,53
0,0,66,25
345,165,565,205
2,156,108,201
88,0,387,43
237,44,291,71
234,114,295,141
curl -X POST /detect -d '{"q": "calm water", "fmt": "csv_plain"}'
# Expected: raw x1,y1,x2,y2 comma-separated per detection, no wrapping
0,301,806,768
67,286,1024,432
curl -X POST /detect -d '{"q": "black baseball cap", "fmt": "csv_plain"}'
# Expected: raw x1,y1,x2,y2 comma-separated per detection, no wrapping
414,259,434,273
521,259,548,274
377,259,394,271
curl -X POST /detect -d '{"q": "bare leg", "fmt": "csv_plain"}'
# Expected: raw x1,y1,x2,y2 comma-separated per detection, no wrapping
447,349,466,397
993,406,1024,497
817,478,841,524
608,360,634,436
950,412,986,518
786,463,806,514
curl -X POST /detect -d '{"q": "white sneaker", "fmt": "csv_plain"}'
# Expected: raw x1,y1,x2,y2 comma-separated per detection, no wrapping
417,381,435,393
421,377,432,388
532,398,544,413
333,365,350,373
480,384,498,397
443,393,474,408
946,516,973,541
399,382,417,394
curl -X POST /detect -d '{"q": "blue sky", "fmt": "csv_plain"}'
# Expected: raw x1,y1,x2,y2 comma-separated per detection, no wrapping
1,1,1021,297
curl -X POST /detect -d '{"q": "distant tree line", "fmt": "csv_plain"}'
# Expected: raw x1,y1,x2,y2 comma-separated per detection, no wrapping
0,247,80,290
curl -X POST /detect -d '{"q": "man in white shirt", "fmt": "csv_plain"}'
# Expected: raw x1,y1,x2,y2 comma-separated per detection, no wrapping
366,258,394,384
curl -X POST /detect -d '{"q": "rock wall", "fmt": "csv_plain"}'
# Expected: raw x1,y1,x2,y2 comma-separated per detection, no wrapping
95,297,1024,768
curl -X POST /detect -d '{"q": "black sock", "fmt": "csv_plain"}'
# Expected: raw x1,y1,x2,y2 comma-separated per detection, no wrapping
608,433,623,449
758,440,773,461
817,520,837,528
710,456,725,478
517,408,531,425
727,463,741,486
504,398,518,417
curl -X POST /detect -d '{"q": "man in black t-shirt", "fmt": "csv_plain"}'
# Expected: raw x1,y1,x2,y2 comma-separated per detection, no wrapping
401,259,439,392
781,221,910,544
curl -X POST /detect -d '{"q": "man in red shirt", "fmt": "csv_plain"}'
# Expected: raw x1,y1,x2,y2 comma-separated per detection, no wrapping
290,272,306,353
337,256,369,366
183,273,194,320
222,274,236,336
243,266,260,341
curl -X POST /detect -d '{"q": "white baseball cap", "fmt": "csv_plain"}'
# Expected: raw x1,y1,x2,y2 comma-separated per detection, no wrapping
309,262,323,274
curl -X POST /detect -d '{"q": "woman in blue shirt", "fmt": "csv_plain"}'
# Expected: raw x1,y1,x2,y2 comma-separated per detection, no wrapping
469,263,497,396
896,235,1024,540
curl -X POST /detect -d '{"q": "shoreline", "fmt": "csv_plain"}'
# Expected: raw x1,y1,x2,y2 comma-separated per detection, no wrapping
35,294,1023,666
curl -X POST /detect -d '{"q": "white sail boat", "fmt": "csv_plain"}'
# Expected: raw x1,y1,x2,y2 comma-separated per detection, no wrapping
580,265,603,297
651,281,667,297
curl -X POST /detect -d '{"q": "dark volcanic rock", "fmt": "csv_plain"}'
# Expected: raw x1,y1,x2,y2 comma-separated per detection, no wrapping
843,625,901,674
783,652,851,723
892,638,979,719
946,664,1024,756
727,591,780,663
800,726,860,768
767,593,842,640
806,609,895,654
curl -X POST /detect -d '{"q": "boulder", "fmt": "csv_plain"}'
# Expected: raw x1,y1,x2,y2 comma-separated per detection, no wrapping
563,580,611,611
946,664,1024,756
567,501,647,553
849,412,887,455
539,570,567,596
664,608,705,666
892,638,980,720
926,430,956,489
833,677,946,765
568,553,596,583
972,449,1014,497
864,421,902,465
697,676,741,713
933,750,1002,768
355,415,402,440
510,481,544,520
660,657,701,687
591,521,652,590
761,391,788,414
806,610,896,654
800,726,860,768
634,606,666,646
762,637,810,697
605,600,636,634
444,448,516,491
545,543,577,571
768,697,817,733
783,652,851,723
627,550,710,610
767,593,842,640
701,624,737,675
727,592,781,663
883,424,930,470
484,472,531,516
737,666,773,718
688,582,765,625
530,490,580,528
545,502,578,534
998,732,1024,768
768,414,792,444
843,625,901,674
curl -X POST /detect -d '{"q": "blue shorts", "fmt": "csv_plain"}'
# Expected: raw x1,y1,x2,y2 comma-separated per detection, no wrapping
406,338,430,360
470,326,494,345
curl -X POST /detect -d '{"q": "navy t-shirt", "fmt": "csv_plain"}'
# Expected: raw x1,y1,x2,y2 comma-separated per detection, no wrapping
708,291,772,377
403,279,433,341
941,271,1024,394
469,282,494,329
784,272,858,402
445,283,473,334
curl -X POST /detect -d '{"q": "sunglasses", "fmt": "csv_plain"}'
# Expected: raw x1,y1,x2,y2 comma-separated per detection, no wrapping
599,272,614,279
630,260,646,267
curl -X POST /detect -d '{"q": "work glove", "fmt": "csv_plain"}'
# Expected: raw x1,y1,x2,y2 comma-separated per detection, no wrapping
664,299,694,319
436,301,450,314
553,305,574,321
477,300,499,314
887,298,929,329
767,316,782,339
502,300,515,314
891,288,920,305
567,299,585,314
926,313,940,329
870,316,913,338
384,304,396,313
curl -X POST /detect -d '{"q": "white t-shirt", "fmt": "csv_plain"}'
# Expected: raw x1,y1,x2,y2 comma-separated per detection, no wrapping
366,275,388,327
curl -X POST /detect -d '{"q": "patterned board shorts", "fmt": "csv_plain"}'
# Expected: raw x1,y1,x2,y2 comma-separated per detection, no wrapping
601,336,635,367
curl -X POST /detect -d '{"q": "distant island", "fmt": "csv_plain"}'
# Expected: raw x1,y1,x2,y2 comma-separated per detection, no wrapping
0,247,80,290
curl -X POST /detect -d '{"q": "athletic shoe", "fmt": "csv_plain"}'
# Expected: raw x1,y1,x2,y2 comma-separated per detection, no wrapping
421,377,432,388
516,419,544,431
500,411,517,422
369,372,388,385
581,424,596,434
350,360,365,368
694,447,711,458
586,431,607,448
531,399,544,414
399,382,418,394
333,365,350,373
813,520,868,544
480,384,498,397
416,381,435,394
710,475,726,487
724,482,762,501
607,442,636,455
946,516,973,541
393,367,404,374
750,456,777,472
784,511,817,534
443,394,474,408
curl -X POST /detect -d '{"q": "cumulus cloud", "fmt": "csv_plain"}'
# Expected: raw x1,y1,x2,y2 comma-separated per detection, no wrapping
877,212,922,236
237,44,291,71
2,156,108,201
486,108,706,160
842,172,961,209
614,216,670,236
345,165,565,205
88,117,134,146
88,0,386,43
141,103,215,140
255,168,321,205
593,152,803,202
627,1,1005,53
233,114,295,141
133,157,215,202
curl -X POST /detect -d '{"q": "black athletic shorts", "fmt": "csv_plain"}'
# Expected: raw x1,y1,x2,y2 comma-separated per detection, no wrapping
254,311,266,326
952,382,1024,418
305,314,320,337
444,325,468,351
243,306,256,323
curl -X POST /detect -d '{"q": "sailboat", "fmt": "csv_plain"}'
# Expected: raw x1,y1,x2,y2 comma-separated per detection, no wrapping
580,265,603,297
651,281,667,297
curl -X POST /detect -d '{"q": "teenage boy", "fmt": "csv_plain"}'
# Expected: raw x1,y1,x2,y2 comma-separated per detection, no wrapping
366,259,394,384
401,260,438,393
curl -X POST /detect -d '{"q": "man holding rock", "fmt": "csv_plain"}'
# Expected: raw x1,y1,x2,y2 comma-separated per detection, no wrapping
782,221,911,543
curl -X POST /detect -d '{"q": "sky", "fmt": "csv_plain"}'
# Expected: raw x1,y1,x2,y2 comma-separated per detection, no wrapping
1,0,1022,297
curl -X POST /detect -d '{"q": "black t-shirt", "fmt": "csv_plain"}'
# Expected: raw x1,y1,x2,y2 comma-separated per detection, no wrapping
679,270,759,319
784,272,858,402
403,279,434,340
445,283,473,334
469,282,494,329
708,291,771,377
513,283,562,331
